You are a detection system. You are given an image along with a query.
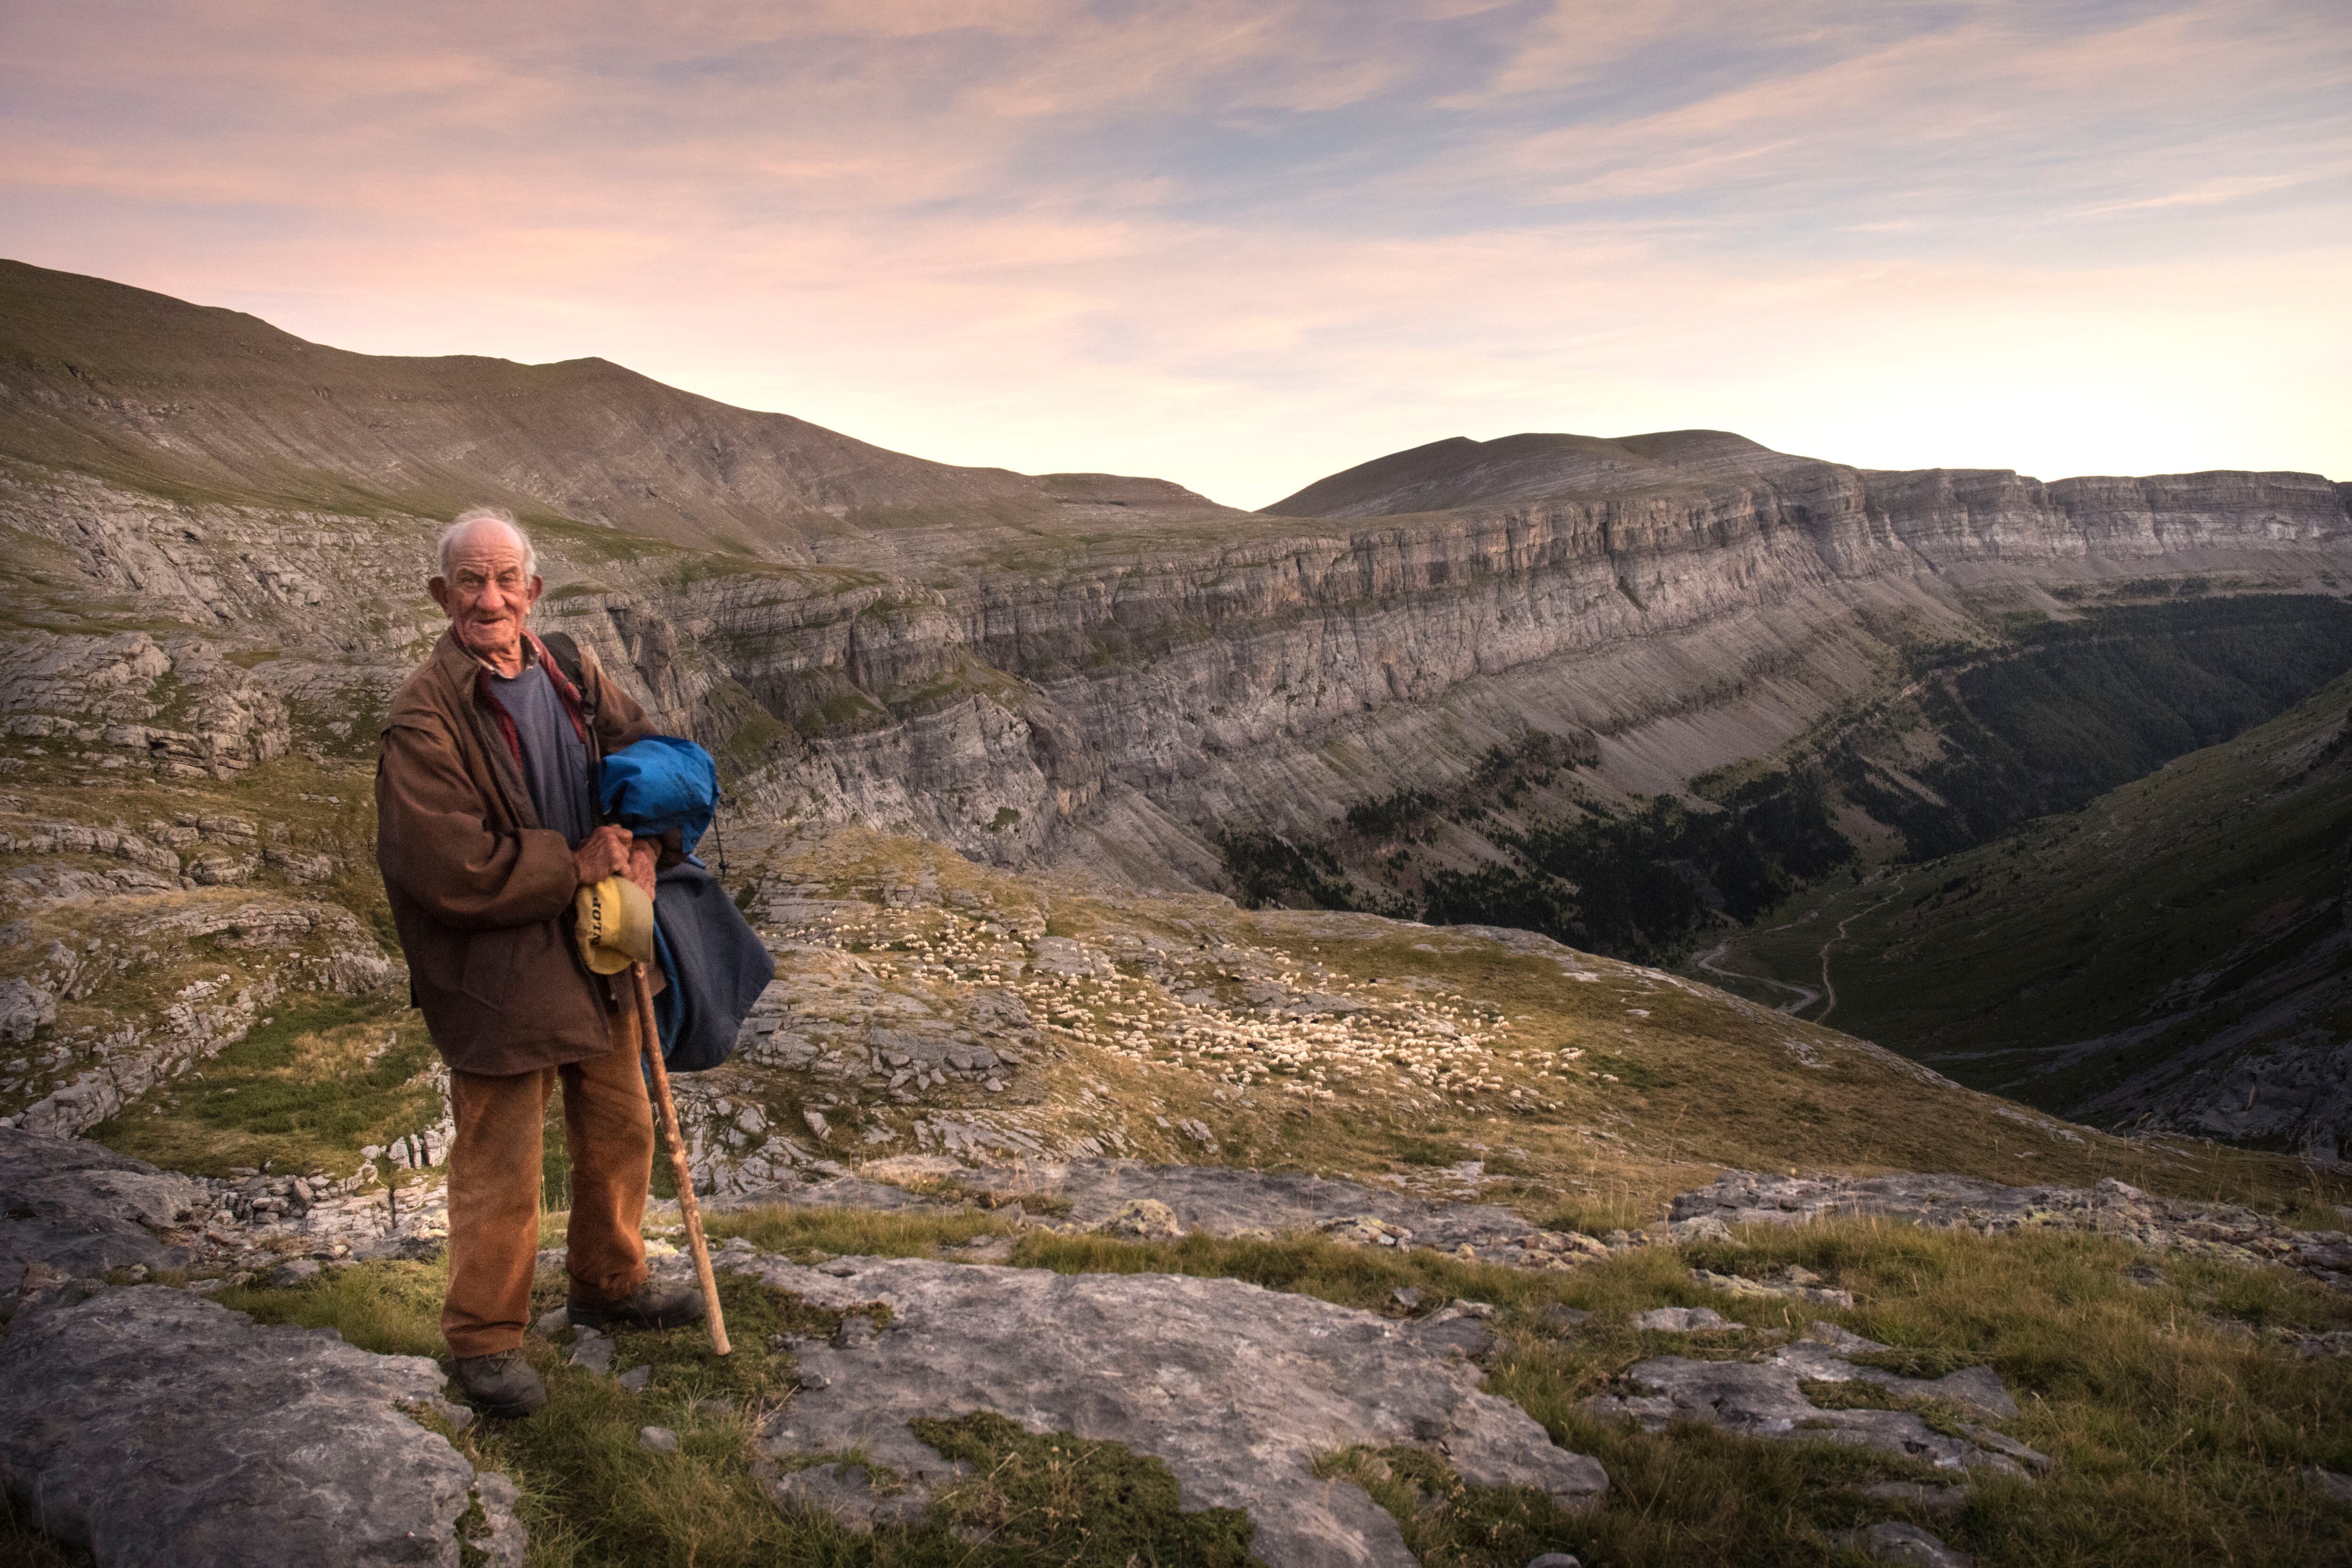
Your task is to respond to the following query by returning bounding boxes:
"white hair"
[436,507,537,579]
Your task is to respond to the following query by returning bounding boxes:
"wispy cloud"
[0,0,2345,504]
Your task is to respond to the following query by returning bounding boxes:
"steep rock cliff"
[3,262,2347,893]
[5,453,2345,889]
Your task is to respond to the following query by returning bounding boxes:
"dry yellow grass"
[728,828,2348,1223]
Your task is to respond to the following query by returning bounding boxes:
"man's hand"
[626,836,659,902]
[573,824,631,887]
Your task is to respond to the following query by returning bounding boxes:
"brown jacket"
[376,629,651,1076]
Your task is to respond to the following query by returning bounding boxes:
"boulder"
[1098,1198,1184,1240]
[0,1285,513,1567]
[1631,1306,1731,1332]
[0,1127,204,1280]
[0,978,55,1043]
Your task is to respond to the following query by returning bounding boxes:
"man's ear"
[428,576,453,613]
[524,573,545,611]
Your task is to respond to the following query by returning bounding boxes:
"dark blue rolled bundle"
[646,860,775,1072]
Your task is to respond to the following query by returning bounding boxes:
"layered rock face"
[4,449,2345,892]
[3,263,2347,893]
[492,454,2352,883]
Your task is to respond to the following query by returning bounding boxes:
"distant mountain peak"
[1265,428,1804,520]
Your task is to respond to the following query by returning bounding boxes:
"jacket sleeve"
[376,715,579,931]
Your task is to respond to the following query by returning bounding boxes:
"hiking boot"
[453,1349,547,1419]
[568,1278,707,1332]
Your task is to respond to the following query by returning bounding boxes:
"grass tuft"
[1315,1446,1589,1568]
[703,1205,1022,1258]
[0,1493,93,1568]
[918,1411,1260,1566]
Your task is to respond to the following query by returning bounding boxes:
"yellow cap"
[572,876,655,975]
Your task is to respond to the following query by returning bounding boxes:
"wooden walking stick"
[631,961,731,1356]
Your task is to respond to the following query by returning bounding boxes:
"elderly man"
[376,505,702,1418]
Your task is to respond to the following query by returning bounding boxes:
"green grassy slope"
[1839,596,2352,859]
[1687,674,2352,1152]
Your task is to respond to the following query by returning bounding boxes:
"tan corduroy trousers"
[441,1001,654,1358]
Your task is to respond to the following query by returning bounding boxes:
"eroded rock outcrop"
[0,1126,202,1279]
[0,895,400,1140]
[0,630,290,779]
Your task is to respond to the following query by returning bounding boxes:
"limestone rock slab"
[1671,1170,2352,1288]
[0,1285,488,1567]
[1847,1520,1975,1566]
[736,1253,1605,1568]
[0,1126,203,1279]
[1581,1329,2038,1477]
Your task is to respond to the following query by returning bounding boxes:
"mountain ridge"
[1,258,2343,900]
[1264,429,1808,518]
[0,257,1241,562]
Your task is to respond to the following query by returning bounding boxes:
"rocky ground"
[0,1126,449,1291]
[10,1117,2352,1565]
[1671,1169,2352,1293]
[0,1284,518,1568]
[6,814,2345,1562]
[639,829,2344,1226]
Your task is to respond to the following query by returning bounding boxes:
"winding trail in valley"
[1813,876,1909,1026]
[1694,909,1825,1015]
[1695,875,1913,1025]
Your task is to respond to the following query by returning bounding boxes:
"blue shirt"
[487,663,597,849]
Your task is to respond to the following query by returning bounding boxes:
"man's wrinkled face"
[428,523,542,664]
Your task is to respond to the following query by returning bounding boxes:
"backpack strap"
[538,630,607,820]
[539,632,594,722]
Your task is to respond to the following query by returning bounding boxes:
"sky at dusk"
[2,0,2346,509]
